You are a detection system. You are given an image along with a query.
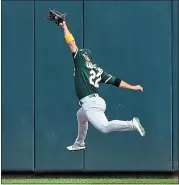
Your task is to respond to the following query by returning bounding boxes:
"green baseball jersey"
[73,49,116,100]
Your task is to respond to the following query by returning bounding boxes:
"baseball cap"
[80,49,93,61]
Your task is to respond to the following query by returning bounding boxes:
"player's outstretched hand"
[134,85,144,92]
[59,21,66,27]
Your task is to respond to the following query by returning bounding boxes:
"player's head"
[80,49,93,62]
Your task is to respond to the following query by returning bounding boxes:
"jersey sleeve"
[100,71,116,85]
[72,48,84,66]
[72,48,80,58]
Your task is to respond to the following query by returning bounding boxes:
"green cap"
[80,49,93,61]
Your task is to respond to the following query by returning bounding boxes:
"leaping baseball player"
[46,10,145,151]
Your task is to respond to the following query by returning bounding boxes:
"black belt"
[79,94,98,106]
[88,94,98,98]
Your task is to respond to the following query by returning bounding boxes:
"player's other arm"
[59,21,77,53]
[101,72,143,92]
[119,80,143,91]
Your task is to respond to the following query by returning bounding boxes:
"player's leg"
[85,109,135,133]
[75,107,88,145]
[83,97,145,136]
[67,107,88,151]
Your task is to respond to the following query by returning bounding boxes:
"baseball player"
[46,10,145,151]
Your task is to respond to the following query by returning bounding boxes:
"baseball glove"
[45,9,67,25]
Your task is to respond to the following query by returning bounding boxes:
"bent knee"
[76,110,80,117]
[99,126,110,134]
[76,109,87,123]
[77,109,84,118]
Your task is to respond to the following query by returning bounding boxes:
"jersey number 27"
[89,69,103,88]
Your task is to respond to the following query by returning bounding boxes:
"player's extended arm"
[119,80,143,91]
[59,21,77,53]
[101,72,143,92]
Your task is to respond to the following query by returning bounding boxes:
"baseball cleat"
[67,143,85,151]
[132,117,145,136]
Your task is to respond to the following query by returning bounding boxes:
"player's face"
[83,54,91,62]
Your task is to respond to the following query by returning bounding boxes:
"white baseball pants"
[75,95,135,145]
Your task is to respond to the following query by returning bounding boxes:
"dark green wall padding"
[2,1,34,171]
[2,0,178,172]
[84,1,172,171]
[35,1,83,171]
